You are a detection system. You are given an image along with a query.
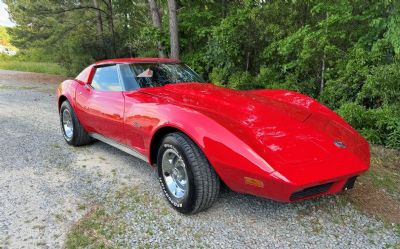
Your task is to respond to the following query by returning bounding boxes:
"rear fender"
[57,79,80,111]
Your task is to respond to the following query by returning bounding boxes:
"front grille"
[290,182,333,201]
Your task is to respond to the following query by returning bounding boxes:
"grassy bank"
[0,60,67,76]
[343,146,400,225]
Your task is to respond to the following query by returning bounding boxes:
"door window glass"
[91,65,122,91]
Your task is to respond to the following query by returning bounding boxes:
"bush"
[252,66,303,92]
[337,102,369,129]
[227,71,262,90]
[209,67,229,86]
[357,63,400,108]
[360,128,383,144]
[387,121,400,148]
[338,103,400,148]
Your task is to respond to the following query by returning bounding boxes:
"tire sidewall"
[60,101,75,145]
[157,135,196,214]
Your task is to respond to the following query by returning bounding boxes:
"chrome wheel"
[62,109,73,139]
[161,148,189,199]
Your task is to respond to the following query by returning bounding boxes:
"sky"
[0,0,15,27]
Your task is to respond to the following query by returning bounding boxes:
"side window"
[91,65,123,91]
[119,64,140,90]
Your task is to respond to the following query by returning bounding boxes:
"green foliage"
[228,71,256,90]
[255,67,300,91]
[320,46,371,109]
[357,63,400,108]
[0,26,11,46]
[338,103,400,148]
[209,67,228,86]
[337,103,368,130]
[2,0,400,148]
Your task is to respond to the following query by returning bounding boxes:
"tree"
[167,0,179,59]
[4,0,400,147]
[93,0,105,57]
[148,0,165,57]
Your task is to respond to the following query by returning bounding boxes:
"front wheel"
[157,132,220,214]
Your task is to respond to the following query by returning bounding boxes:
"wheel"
[157,132,220,214]
[59,100,92,146]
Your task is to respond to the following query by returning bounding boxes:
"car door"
[75,64,125,143]
[118,63,149,154]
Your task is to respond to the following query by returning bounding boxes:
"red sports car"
[57,58,370,214]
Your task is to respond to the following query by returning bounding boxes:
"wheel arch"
[58,95,68,111]
[149,125,232,195]
[57,79,79,112]
[149,126,186,166]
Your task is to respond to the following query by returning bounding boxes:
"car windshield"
[120,63,205,90]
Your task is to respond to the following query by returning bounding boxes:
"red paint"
[75,85,125,143]
[57,58,370,202]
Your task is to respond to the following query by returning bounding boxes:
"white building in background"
[0,45,16,56]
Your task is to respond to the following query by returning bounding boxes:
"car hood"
[139,83,368,169]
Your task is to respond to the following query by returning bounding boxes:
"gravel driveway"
[0,69,399,248]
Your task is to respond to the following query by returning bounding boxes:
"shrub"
[357,63,400,108]
[337,103,400,148]
[337,102,368,130]
[209,67,228,86]
[227,71,262,90]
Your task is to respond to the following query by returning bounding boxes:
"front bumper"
[289,176,357,201]
[217,154,368,202]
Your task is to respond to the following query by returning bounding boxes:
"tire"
[157,132,220,214]
[59,100,92,146]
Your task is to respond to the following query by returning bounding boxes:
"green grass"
[65,206,126,249]
[367,146,400,200]
[65,187,171,249]
[0,60,67,75]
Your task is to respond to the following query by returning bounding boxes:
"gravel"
[0,69,399,248]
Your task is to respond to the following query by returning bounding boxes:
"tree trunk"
[93,0,105,56]
[246,51,250,72]
[148,0,165,58]
[167,0,179,59]
[320,52,326,94]
[222,0,227,17]
[107,0,116,57]
[320,12,328,95]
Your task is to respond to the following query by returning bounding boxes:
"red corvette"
[57,58,370,214]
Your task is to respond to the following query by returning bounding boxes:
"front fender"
[145,104,279,195]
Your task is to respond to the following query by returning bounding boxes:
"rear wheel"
[157,132,220,214]
[59,100,92,146]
